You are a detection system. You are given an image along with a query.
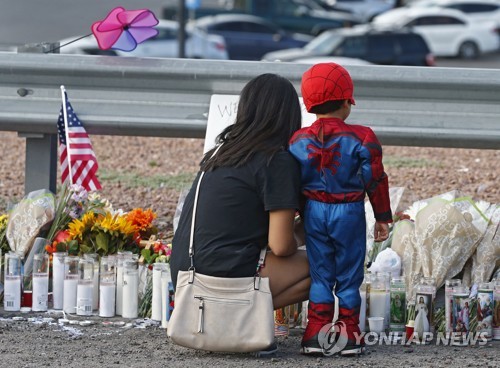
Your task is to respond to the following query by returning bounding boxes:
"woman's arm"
[268,208,298,257]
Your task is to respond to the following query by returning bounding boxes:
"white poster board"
[204,94,317,153]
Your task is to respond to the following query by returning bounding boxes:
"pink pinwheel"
[92,7,159,52]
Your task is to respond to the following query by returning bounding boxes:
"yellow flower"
[96,213,136,237]
[68,212,96,240]
[0,214,8,226]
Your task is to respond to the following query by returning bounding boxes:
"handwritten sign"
[204,94,317,153]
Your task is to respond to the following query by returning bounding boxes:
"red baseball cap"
[301,62,355,112]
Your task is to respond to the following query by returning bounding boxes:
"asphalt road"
[0,0,499,68]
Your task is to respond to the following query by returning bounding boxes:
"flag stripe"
[57,92,102,191]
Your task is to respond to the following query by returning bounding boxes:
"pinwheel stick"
[44,33,93,54]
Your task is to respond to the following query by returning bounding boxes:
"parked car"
[262,25,435,66]
[193,14,313,60]
[292,55,374,65]
[315,0,397,22]
[372,7,500,58]
[409,0,500,23]
[163,0,361,36]
[59,20,228,60]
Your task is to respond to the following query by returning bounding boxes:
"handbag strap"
[188,145,267,278]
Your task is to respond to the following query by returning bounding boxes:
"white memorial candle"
[32,274,49,312]
[52,253,66,310]
[359,289,367,332]
[152,264,166,321]
[84,253,99,311]
[63,277,78,314]
[77,282,94,316]
[116,265,124,315]
[122,271,138,319]
[369,291,387,320]
[161,274,168,329]
[3,276,21,311]
[99,282,116,318]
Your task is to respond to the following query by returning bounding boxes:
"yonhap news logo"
[318,321,348,356]
[318,322,488,353]
[359,331,489,346]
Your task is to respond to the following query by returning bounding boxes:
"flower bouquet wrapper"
[414,197,484,290]
[471,204,500,284]
[6,189,54,258]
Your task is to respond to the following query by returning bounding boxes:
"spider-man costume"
[290,63,392,355]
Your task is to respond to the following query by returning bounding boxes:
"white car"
[290,56,373,65]
[59,20,228,60]
[372,7,500,58]
[409,0,500,25]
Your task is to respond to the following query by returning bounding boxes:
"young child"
[289,63,392,356]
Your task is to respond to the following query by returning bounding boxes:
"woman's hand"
[268,209,298,257]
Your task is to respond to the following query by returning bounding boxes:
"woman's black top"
[170,150,301,288]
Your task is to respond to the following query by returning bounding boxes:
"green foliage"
[99,169,196,190]
[141,248,159,265]
[384,156,442,169]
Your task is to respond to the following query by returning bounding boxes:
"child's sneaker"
[337,307,365,356]
[300,302,334,355]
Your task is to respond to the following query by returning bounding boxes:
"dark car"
[193,14,313,60]
[163,0,361,36]
[262,25,435,66]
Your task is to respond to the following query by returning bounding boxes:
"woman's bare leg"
[260,249,310,309]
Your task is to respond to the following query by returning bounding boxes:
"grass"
[99,169,196,191]
[383,156,442,169]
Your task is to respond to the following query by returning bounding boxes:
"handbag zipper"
[194,295,251,305]
[194,295,251,333]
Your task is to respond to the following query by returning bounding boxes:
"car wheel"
[458,41,479,59]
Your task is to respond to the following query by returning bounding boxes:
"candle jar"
[477,282,493,340]
[84,253,100,311]
[390,276,406,332]
[32,253,49,312]
[52,252,67,310]
[415,276,436,334]
[445,279,461,336]
[452,285,470,345]
[99,256,116,318]
[4,252,22,311]
[493,280,500,340]
[115,251,133,316]
[358,275,369,332]
[63,256,79,314]
[122,259,139,319]
[161,264,174,329]
[369,272,389,332]
[76,258,94,316]
[152,263,170,322]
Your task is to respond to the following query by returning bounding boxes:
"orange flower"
[126,208,157,232]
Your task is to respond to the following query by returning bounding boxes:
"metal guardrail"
[0,52,499,193]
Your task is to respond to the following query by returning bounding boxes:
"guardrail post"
[19,133,57,194]
[17,42,59,194]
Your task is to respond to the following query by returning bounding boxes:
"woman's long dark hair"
[201,73,302,171]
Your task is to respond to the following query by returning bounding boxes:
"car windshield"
[304,31,344,53]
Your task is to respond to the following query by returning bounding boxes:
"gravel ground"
[0,132,499,367]
[0,312,498,368]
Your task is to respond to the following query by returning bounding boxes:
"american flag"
[57,92,102,191]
